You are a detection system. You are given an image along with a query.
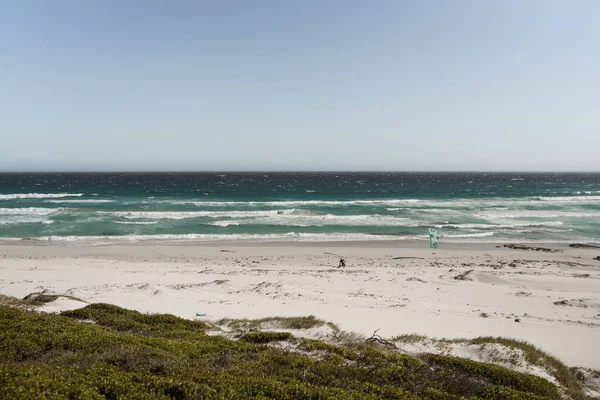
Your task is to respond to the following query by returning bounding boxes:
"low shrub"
[0,305,574,400]
[62,303,209,337]
[220,315,338,331]
[240,331,294,344]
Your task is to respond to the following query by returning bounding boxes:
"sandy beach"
[1,241,599,370]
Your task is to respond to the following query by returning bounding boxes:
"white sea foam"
[209,221,241,227]
[0,193,84,200]
[146,196,600,211]
[101,210,290,219]
[157,199,424,207]
[535,195,600,202]
[46,199,115,204]
[114,221,159,225]
[478,210,600,219]
[0,216,51,225]
[441,232,495,238]
[7,232,404,244]
[510,228,572,234]
[0,232,589,245]
[0,207,60,216]
[101,210,419,227]
[207,214,417,227]
[434,221,564,230]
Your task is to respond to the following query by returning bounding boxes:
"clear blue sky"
[1,0,598,171]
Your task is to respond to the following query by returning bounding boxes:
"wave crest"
[0,193,83,200]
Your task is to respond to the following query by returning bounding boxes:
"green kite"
[428,228,439,250]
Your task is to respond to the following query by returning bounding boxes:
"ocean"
[0,172,599,245]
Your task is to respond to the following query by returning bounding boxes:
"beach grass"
[23,292,86,305]
[218,315,339,331]
[467,337,589,400]
[0,303,575,399]
[392,334,429,343]
[0,293,86,310]
[0,294,35,309]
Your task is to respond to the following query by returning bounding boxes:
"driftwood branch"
[331,329,347,342]
[365,329,397,348]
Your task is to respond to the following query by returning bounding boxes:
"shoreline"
[0,240,590,257]
[1,241,599,369]
[2,238,596,249]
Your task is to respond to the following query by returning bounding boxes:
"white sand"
[1,241,599,369]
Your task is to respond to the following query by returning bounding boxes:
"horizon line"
[1,170,600,174]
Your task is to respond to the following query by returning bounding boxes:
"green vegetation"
[240,331,293,344]
[0,294,36,309]
[23,292,86,305]
[218,315,338,331]
[62,303,212,336]
[421,354,558,399]
[467,337,589,400]
[392,334,428,343]
[0,303,582,399]
[389,335,590,400]
[0,293,86,311]
[299,338,357,359]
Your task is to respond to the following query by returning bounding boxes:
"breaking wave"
[46,199,115,204]
[0,207,61,216]
[0,193,83,200]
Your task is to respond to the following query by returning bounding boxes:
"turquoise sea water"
[0,172,599,244]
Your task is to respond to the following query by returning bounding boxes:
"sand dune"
[1,241,599,370]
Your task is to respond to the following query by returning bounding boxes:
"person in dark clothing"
[338,258,346,268]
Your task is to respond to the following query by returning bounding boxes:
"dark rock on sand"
[570,243,600,249]
[504,244,562,253]
[553,299,589,308]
